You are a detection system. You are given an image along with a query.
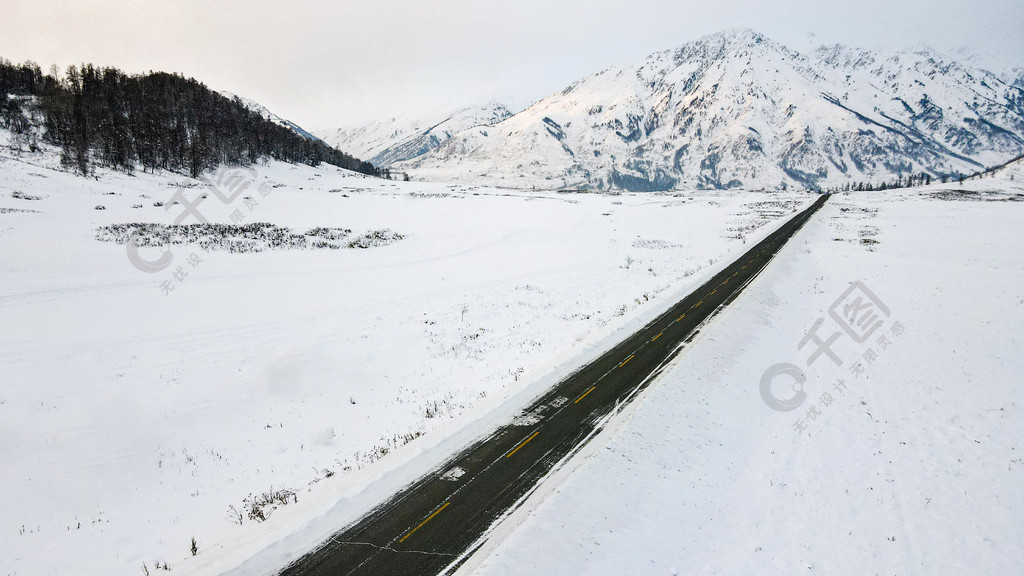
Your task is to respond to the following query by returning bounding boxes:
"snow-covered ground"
[0,133,812,576]
[465,167,1024,575]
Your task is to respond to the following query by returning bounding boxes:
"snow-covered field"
[0,134,812,576]
[466,168,1024,575]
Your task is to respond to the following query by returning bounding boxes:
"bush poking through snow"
[242,487,297,522]
[423,394,461,419]
[226,505,243,525]
[305,227,352,241]
[347,228,405,249]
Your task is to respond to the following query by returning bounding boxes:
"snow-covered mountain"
[318,101,513,167]
[221,91,322,142]
[396,29,1024,191]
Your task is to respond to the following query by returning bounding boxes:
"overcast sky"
[2,0,1022,131]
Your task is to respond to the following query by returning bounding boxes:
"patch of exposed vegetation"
[95,222,403,253]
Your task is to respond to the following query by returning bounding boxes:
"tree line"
[0,59,379,177]
[821,159,1020,193]
[823,172,938,193]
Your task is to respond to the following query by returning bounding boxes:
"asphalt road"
[279,193,830,576]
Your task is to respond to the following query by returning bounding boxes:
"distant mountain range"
[332,29,1024,191]
[318,102,513,168]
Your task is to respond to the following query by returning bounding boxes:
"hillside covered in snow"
[0,60,379,178]
[396,29,1024,191]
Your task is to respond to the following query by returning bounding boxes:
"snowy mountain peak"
[687,27,771,51]
[660,28,797,69]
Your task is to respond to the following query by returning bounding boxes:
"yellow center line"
[506,431,540,458]
[651,332,663,342]
[399,502,450,543]
[574,386,596,404]
[722,278,729,285]
[741,265,746,269]
[694,300,703,308]
[619,354,635,367]
[676,313,686,322]
[710,289,717,295]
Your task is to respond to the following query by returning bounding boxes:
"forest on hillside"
[0,59,379,177]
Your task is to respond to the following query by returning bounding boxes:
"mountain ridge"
[392,29,1024,191]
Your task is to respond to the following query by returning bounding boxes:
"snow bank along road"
[279,194,831,576]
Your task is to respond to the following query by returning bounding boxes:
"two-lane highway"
[280,193,830,576]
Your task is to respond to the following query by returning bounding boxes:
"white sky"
[1,0,1022,132]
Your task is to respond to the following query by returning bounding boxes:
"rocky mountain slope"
[396,29,1024,191]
